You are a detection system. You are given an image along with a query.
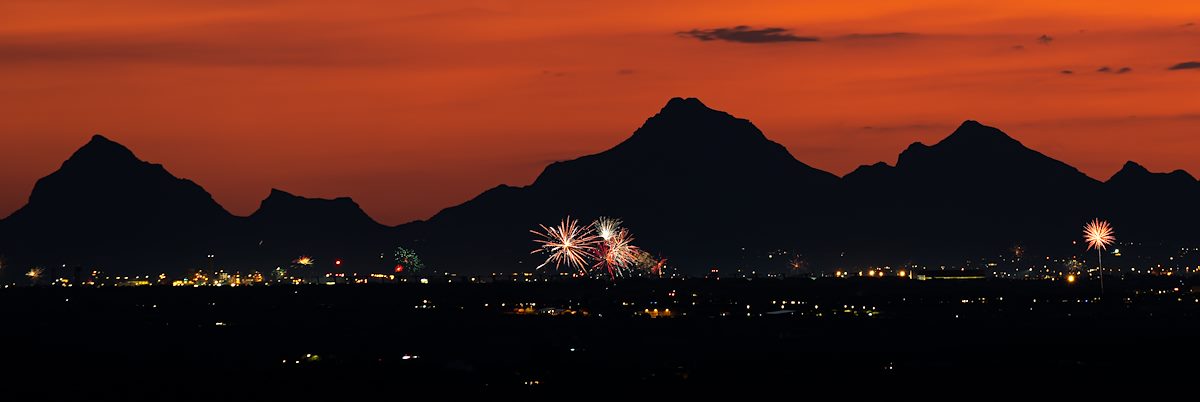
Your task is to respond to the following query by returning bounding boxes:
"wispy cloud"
[836,32,919,40]
[676,26,818,43]
[0,19,396,67]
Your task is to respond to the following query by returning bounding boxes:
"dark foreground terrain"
[4,277,1199,398]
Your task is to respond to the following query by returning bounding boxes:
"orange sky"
[2,1,1199,224]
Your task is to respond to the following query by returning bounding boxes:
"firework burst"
[531,217,600,273]
[533,216,659,280]
[393,246,425,274]
[1083,219,1115,251]
[594,228,640,279]
[26,267,43,284]
[594,216,622,241]
[1082,218,1115,296]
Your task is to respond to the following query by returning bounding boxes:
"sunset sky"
[2,1,1199,224]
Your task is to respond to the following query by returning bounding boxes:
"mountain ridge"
[3,98,1199,276]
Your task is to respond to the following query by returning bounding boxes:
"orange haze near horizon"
[2,1,1199,224]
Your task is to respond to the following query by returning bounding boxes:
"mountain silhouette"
[0,136,397,277]
[250,189,384,233]
[0,135,237,274]
[842,120,1102,262]
[415,97,839,272]
[4,99,1200,277]
[1103,161,1200,242]
[244,189,393,270]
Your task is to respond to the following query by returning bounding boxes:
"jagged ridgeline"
[2,98,1198,277]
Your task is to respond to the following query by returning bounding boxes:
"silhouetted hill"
[414,97,840,273]
[244,189,393,271]
[1103,161,1200,242]
[0,135,237,275]
[250,189,384,232]
[0,137,402,278]
[842,120,1102,262]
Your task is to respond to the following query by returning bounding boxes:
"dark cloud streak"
[676,26,818,43]
[1097,66,1133,74]
[1168,61,1200,70]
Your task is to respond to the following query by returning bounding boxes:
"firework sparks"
[594,216,622,241]
[294,256,315,266]
[1082,218,1116,296]
[26,267,43,283]
[1083,219,1115,251]
[531,217,600,273]
[393,246,425,274]
[595,228,640,279]
[533,216,658,280]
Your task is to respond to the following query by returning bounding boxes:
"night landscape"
[3,1,1200,398]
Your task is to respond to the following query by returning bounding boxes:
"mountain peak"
[938,120,1020,148]
[260,188,359,208]
[897,121,1024,166]
[65,134,139,168]
[1169,169,1196,181]
[1118,161,1150,175]
[266,188,304,201]
[252,188,381,228]
[580,97,835,185]
[660,97,711,114]
[843,161,895,184]
[893,120,1096,188]
[1109,161,1197,184]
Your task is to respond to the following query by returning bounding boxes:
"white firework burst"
[531,217,600,273]
[594,216,622,241]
